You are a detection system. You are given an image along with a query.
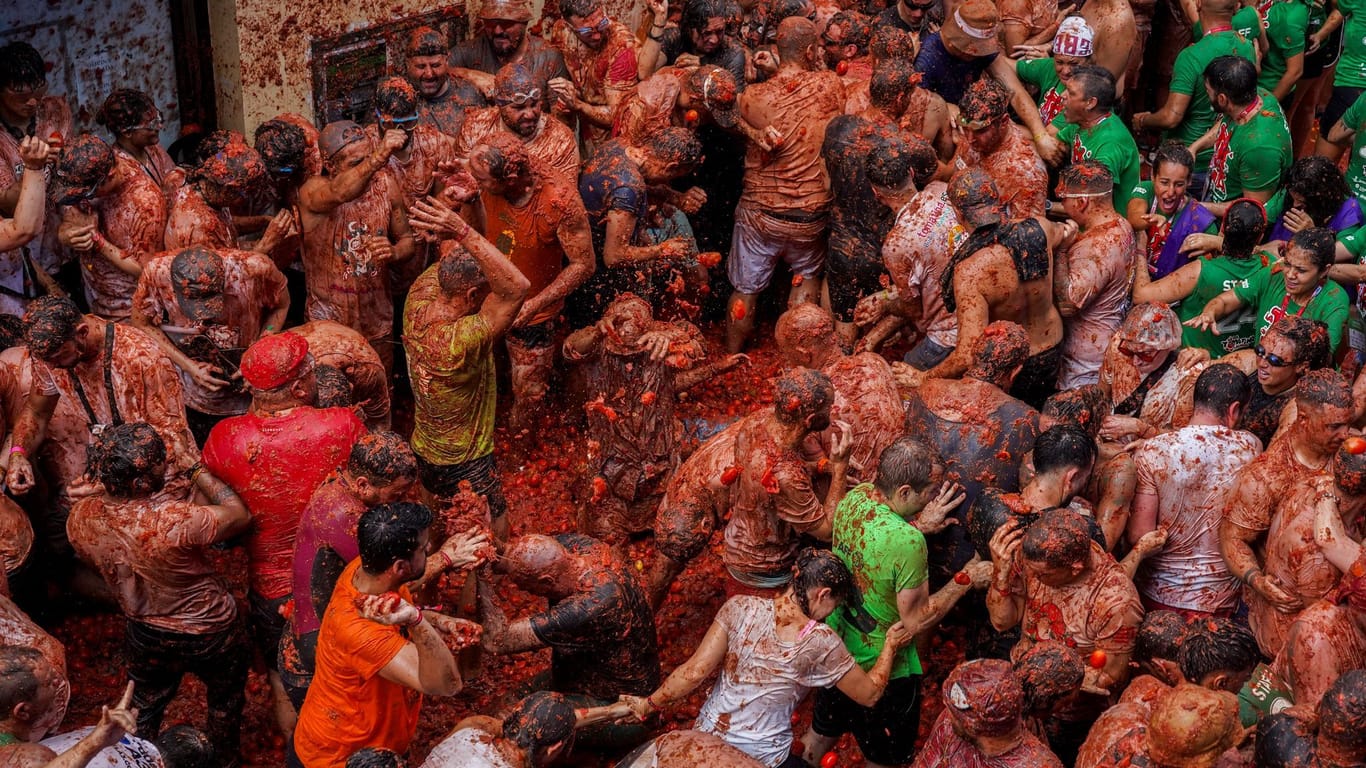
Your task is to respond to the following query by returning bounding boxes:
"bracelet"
[405,608,424,628]
[646,692,663,711]
[1242,567,1261,585]
[1033,131,1047,141]
[438,550,454,571]
[8,445,24,455]
[188,461,204,481]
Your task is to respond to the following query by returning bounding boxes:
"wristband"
[646,692,663,711]
[8,445,24,455]
[1033,132,1047,142]
[438,550,454,571]
[405,608,424,628]
[1242,567,1261,585]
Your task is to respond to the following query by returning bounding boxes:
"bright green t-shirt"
[828,484,928,679]
[1016,57,1068,128]
[1233,261,1351,349]
[1258,1,1309,94]
[1167,31,1259,163]
[1336,0,1366,87]
[1057,113,1142,212]
[1340,90,1366,205]
[1205,92,1292,202]
[1193,6,1264,39]
[1176,253,1265,356]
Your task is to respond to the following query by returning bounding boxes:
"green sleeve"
[1341,226,1366,259]
[1056,122,1078,144]
[1233,5,1261,37]
[1323,294,1349,350]
[1016,57,1058,90]
[893,528,930,592]
[1233,265,1271,307]
[1132,180,1155,207]
[1264,188,1288,223]
[1341,88,1366,132]
[1170,45,1203,96]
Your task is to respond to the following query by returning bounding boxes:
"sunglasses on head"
[495,88,542,107]
[377,111,420,127]
[1255,345,1295,367]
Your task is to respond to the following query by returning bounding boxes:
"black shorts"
[278,629,318,710]
[812,674,923,765]
[1323,85,1365,134]
[248,591,289,672]
[1304,26,1342,78]
[416,452,508,519]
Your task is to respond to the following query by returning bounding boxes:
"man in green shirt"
[1201,55,1292,206]
[801,437,992,768]
[1056,65,1141,212]
[1134,0,1257,195]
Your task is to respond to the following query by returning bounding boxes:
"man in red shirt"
[202,331,366,739]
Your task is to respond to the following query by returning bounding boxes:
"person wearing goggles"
[455,63,580,182]
[549,0,641,147]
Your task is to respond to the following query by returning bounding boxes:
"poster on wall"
[310,6,467,126]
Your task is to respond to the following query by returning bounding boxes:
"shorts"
[812,675,923,765]
[1322,86,1364,135]
[278,629,318,710]
[826,230,886,323]
[1009,345,1061,409]
[417,452,508,519]
[903,336,954,371]
[727,203,827,295]
[1305,26,1343,78]
[248,591,289,671]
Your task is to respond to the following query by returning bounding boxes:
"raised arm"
[299,130,405,214]
[0,138,50,252]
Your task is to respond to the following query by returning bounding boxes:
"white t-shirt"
[39,727,162,767]
[421,727,515,768]
[694,596,856,767]
[1132,424,1262,612]
[884,182,961,349]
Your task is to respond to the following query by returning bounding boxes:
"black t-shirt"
[660,31,749,89]
[1238,373,1294,447]
[528,533,662,700]
[448,35,570,83]
[822,115,899,253]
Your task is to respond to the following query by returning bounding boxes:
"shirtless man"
[950,78,1047,221]
[51,135,165,321]
[402,27,487,139]
[1265,565,1366,717]
[131,246,288,435]
[163,141,285,253]
[449,135,594,427]
[904,321,1039,583]
[775,304,902,487]
[726,17,846,352]
[1054,162,1136,390]
[564,294,742,546]
[722,367,852,590]
[298,121,416,371]
[902,168,1076,409]
[449,0,570,88]
[1221,369,1354,657]
[457,63,580,182]
[292,320,390,429]
[1078,0,1136,87]
[550,0,641,146]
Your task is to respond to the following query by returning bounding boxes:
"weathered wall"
[0,0,181,145]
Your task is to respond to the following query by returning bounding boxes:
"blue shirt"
[914,33,996,104]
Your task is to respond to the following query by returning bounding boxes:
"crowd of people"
[5,0,1366,762]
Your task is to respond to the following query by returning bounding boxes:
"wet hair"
[1042,385,1108,439]
[560,0,600,18]
[1021,508,1093,569]
[1204,54,1258,106]
[642,127,704,170]
[156,725,218,768]
[1059,160,1113,197]
[1178,618,1259,683]
[870,26,917,62]
[197,130,241,165]
[1133,610,1188,663]
[1296,368,1353,410]
[1288,226,1336,271]
[345,748,407,768]
[0,313,27,350]
[1192,363,1252,416]
[1032,424,1096,477]
[0,42,46,92]
[0,646,43,714]
[965,321,1031,385]
[958,78,1012,124]
[772,367,834,426]
[23,295,84,361]
[475,134,534,182]
[681,0,740,34]
[1285,156,1350,226]
[1067,65,1116,113]
[1319,670,1366,757]
[1221,199,1268,260]
[357,501,434,575]
[827,11,873,53]
[1254,712,1315,768]
[374,76,419,117]
[870,60,915,113]
[1267,316,1331,370]
[349,431,418,486]
[253,119,308,173]
[1014,641,1084,712]
[791,547,862,614]
[314,364,354,408]
[874,437,939,496]
[503,691,577,753]
[438,252,487,297]
[776,17,820,61]
[868,132,936,192]
[95,89,158,136]
[87,422,166,498]
[1152,141,1195,177]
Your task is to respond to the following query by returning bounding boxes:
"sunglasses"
[1255,345,1295,367]
[573,16,611,35]
[3,82,47,99]
[902,0,936,10]
[130,110,165,133]
[494,88,542,107]
[377,111,420,126]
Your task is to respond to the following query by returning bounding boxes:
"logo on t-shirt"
[1207,120,1234,198]
[1040,88,1065,126]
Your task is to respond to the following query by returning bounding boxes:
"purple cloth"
[1268,198,1363,243]
[1151,198,1219,280]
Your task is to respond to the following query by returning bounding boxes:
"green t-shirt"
[1193,6,1264,38]
[1340,90,1366,205]
[1258,1,1309,94]
[1233,260,1351,348]
[1176,253,1266,356]
[1167,31,1259,162]
[1205,92,1292,202]
[828,484,928,679]
[1016,57,1068,128]
[1337,0,1366,87]
[1057,113,1142,212]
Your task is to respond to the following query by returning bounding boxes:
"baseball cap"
[50,134,115,206]
[240,332,311,390]
[170,248,227,323]
[942,659,1025,737]
[318,120,368,163]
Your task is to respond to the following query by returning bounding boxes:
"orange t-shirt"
[292,559,421,767]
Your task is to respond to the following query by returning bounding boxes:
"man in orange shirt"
[290,501,486,768]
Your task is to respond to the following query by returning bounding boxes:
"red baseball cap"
[239,332,311,390]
